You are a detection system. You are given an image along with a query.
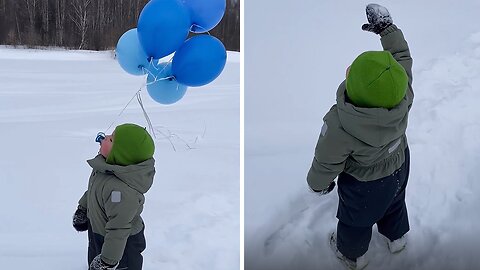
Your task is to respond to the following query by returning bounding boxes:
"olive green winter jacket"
[78,154,155,265]
[307,25,413,191]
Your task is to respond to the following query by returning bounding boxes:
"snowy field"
[245,1,480,270]
[0,47,239,269]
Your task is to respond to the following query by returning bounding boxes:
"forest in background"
[0,0,240,51]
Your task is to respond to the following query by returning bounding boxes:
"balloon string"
[143,56,175,84]
[104,85,180,151]
[145,76,175,86]
[142,65,156,78]
[136,91,156,139]
[105,87,144,133]
[190,24,211,35]
[104,56,187,149]
[104,80,156,138]
[142,65,171,85]
[137,90,199,152]
[105,56,170,133]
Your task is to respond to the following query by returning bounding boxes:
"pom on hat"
[346,51,408,109]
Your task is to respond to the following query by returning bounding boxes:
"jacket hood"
[336,81,409,147]
[88,155,155,194]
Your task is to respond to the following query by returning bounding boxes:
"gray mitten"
[89,254,118,270]
[361,3,393,34]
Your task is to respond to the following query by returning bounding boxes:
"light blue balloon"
[116,28,149,75]
[181,0,226,33]
[146,62,188,104]
[137,0,191,59]
[172,35,227,87]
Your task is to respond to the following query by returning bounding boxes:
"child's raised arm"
[380,26,413,87]
[363,4,414,103]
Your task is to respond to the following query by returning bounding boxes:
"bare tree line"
[0,0,240,51]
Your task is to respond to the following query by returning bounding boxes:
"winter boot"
[329,232,368,270]
[387,235,407,254]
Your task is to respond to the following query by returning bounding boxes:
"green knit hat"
[106,123,155,166]
[346,51,408,109]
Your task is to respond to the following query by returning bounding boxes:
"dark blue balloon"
[116,29,149,75]
[172,35,227,87]
[137,0,191,59]
[181,0,226,33]
[146,62,188,104]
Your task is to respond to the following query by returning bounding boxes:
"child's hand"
[361,4,393,34]
[72,205,88,232]
[89,254,118,270]
[310,181,336,195]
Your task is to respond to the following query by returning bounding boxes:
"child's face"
[100,133,114,158]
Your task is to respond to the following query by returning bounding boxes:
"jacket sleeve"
[100,183,140,265]
[380,25,414,106]
[78,191,88,209]
[307,108,351,191]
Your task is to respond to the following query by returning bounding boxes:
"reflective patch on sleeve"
[321,122,328,137]
[388,139,401,154]
[111,191,121,203]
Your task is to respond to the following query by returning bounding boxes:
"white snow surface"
[245,1,480,270]
[0,48,239,269]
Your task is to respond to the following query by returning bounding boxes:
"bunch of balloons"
[115,0,227,104]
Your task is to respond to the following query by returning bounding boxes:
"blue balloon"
[146,62,188,104]
[181,0,226,33]
[172,35,227,87]
[137,0,191,59]
[116,29,149,75]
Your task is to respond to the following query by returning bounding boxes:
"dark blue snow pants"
[87,222,146,270]
[336,147,410,260]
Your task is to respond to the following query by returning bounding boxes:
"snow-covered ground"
[245,1,480,270]
[0,48,239,269]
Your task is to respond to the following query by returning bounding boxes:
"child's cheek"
[100,144,108,158]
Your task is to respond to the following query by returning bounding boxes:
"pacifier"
[95,132,106,144]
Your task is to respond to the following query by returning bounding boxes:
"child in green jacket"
[73,123,155,270]
[307,4,413,270]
